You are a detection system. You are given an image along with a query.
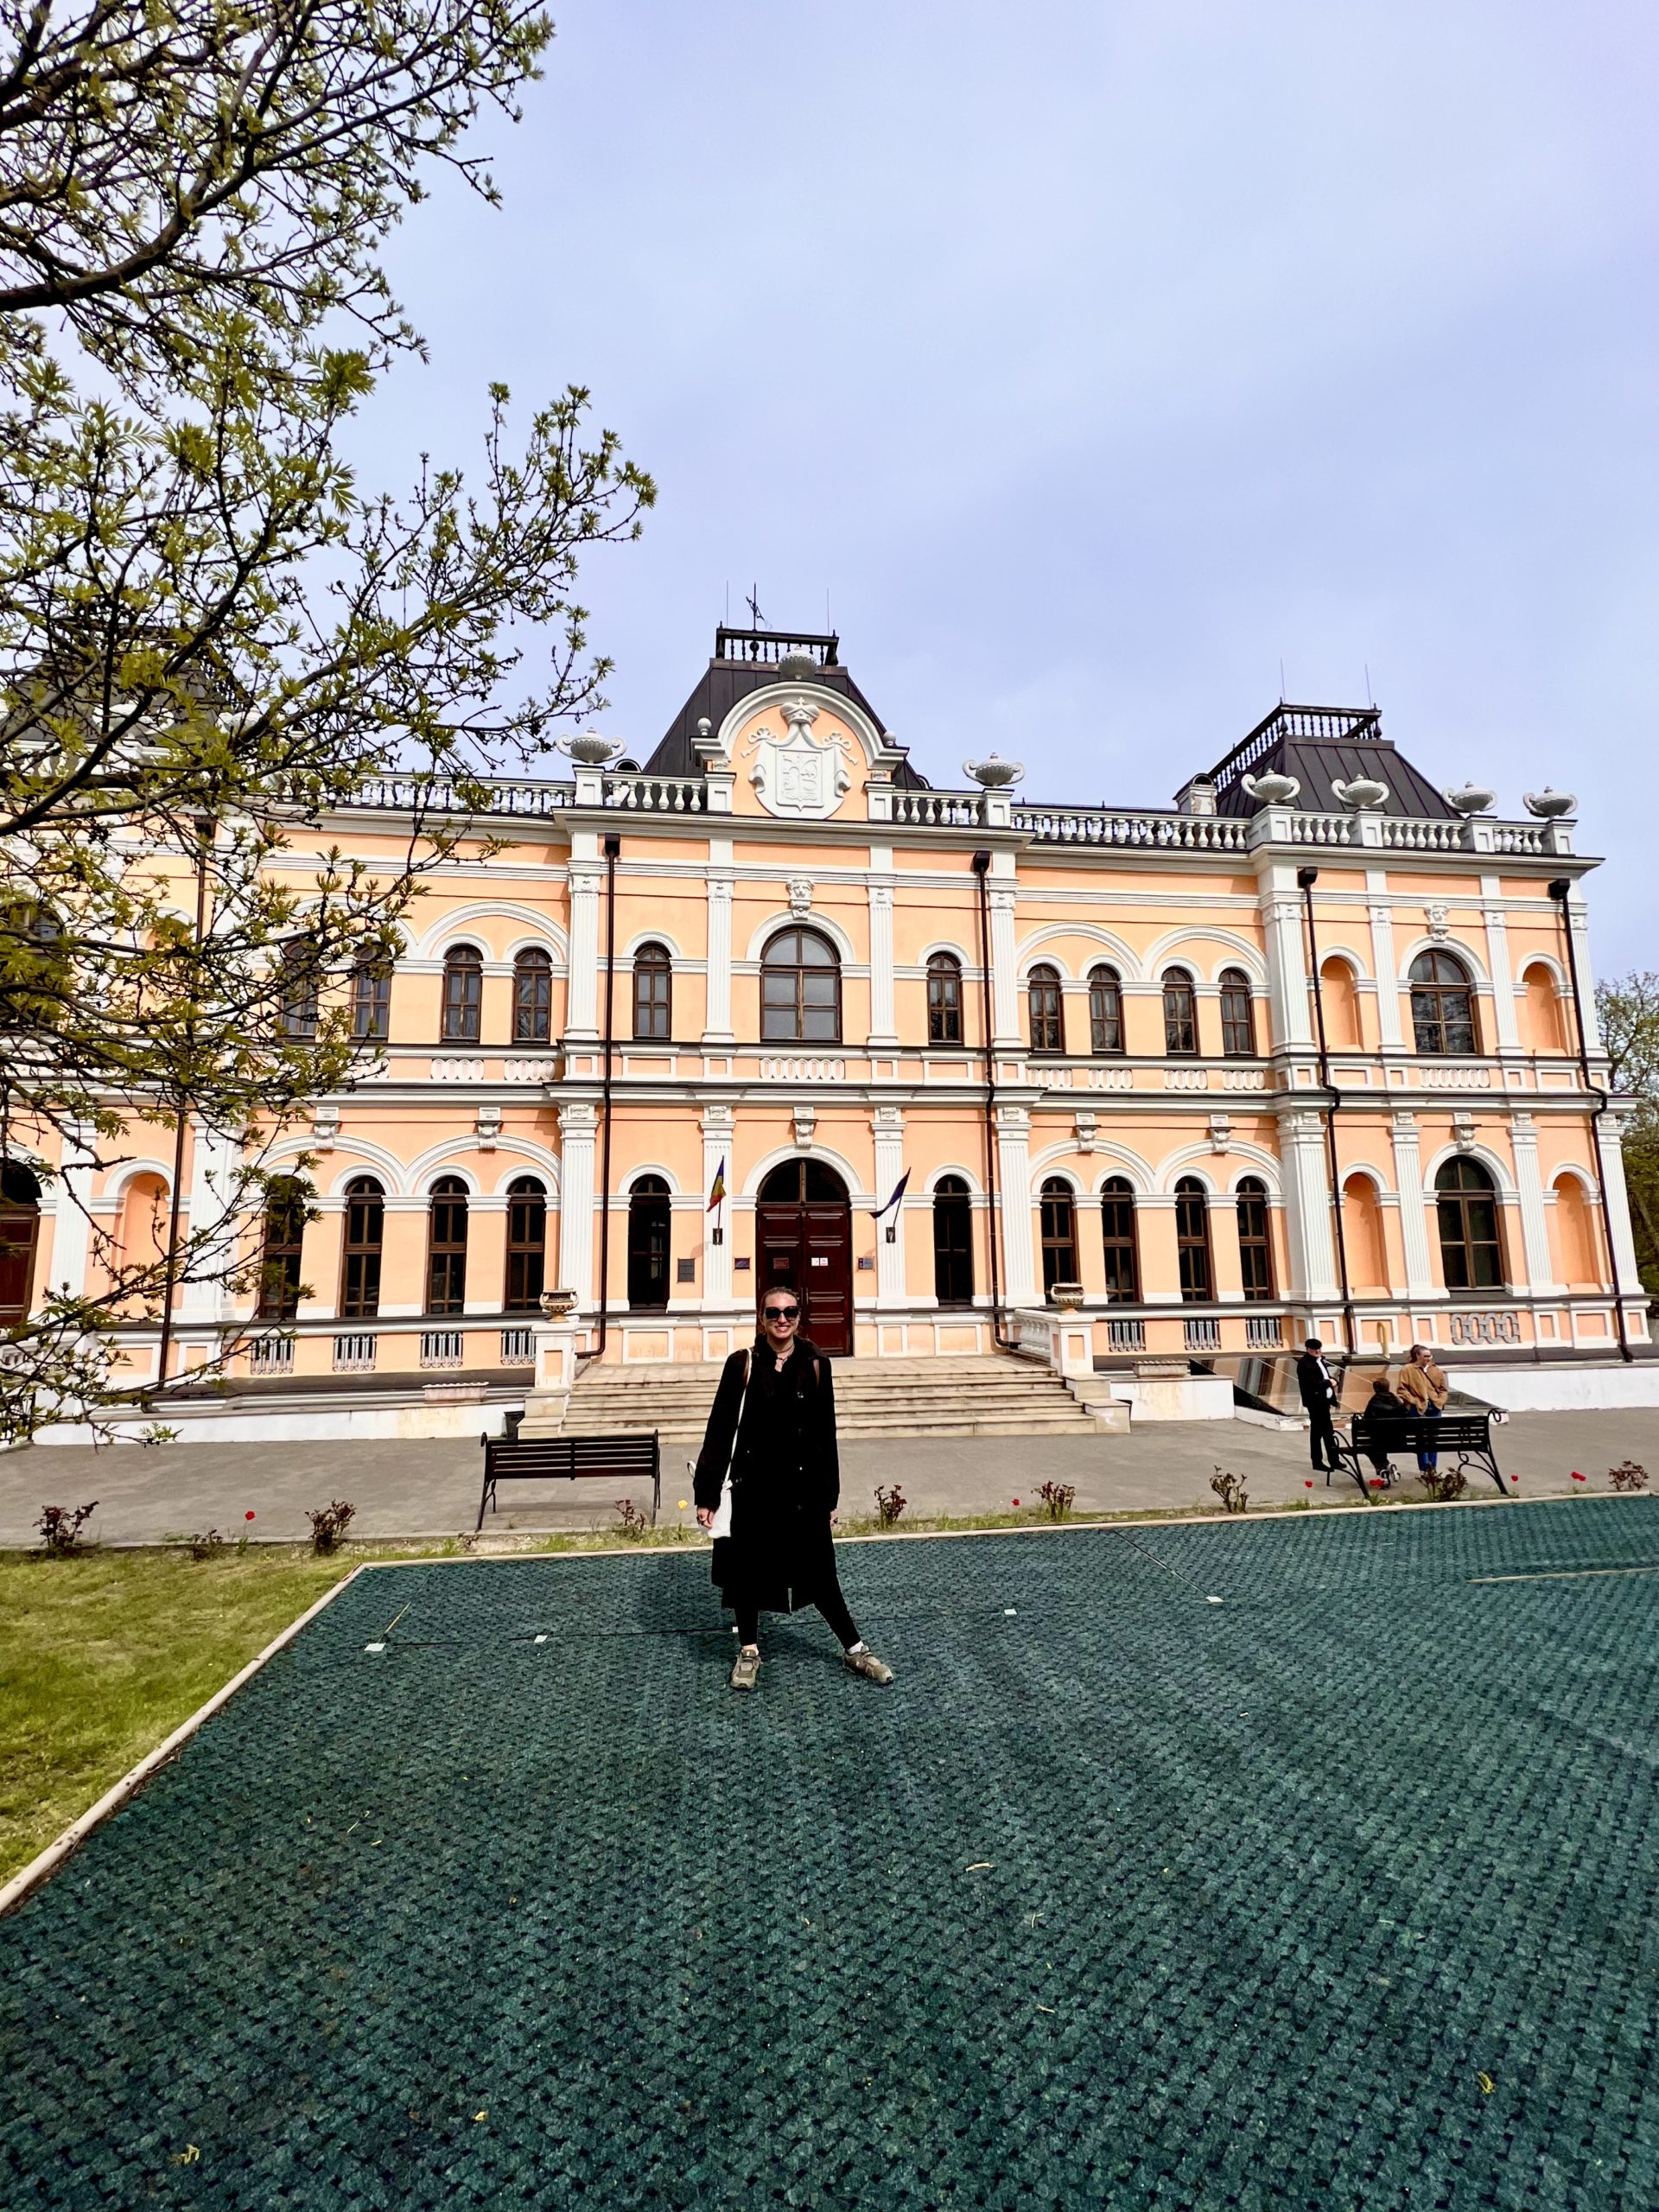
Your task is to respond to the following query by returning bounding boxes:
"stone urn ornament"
[538,1287,580,1318]
[556,729,625,766]
[777,647,818,681]
[1443,782,1497,816]
[1523,786,1577,819]
[1048,1281,1086,1310]
[963,753,1025,788]
[1240,770,1300,806]
[1331,773,1389,811]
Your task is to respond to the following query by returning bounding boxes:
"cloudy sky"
[361,0,1659,969]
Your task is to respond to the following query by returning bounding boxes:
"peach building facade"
[19,626,1650,1434]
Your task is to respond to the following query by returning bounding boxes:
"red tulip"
[245,1510,257,1520]
[1012,1497,1020,1506]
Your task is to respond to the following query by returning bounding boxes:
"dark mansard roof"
[1195,703,1458,820]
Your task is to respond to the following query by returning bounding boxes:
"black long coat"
[1296,1352,1338,1414]
[692,1338,841,1613]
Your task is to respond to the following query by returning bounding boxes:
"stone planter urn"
[1241,770,1300,805]
[963,753,1025,788]
[1443,782,1497,816]
[1523,787,1577,818]
[557,730,625,766]
[1048,1281,1086,1310]
[1332,773,1389,811]
[538,1287,580,1318]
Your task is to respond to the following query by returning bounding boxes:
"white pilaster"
[1599,1106,1644,1297]
[1508,1110,1554,1290]
[556,1100,598,1306]
[180,1122,242,1319]
[873,1103,906,1306]
[1261,871,1314,1050]
[48,1122,96,1300]
[867,864,897,1047]
[1279,1106,1337,1299]
[995,1103,1035,1303]
[988,887,1020,1048]
[701,1103,734,1306]
[1482,879,1521,1053]
[566,858,602,1041]
[1367,876,1403,1050]
[1561,890,1603,1052]
[703,853,734,1044]
[1389,1109,1435,1299]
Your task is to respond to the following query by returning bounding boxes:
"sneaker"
[729,1646,760,1692]
[844,1647,894,1685]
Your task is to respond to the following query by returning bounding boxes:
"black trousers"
[1308,1404,1342,1471]
[734,1567,860,1649]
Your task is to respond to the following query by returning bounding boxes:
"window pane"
[800,1001,839,1040]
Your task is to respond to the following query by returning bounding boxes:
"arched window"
[350,963,391,1043]
[1099,1177,1139,1302]
[0,1162,41,1324]
[1088,967,1124,1055]
[1027,965,1065,1056]
[339,1176,384,1319]
[513,948,553,1044]
[1219,969,1256,1057]
[257,1177,309,1320]
[632,943,672,1041]
[1039,1178,1078,1297]
[425,1176,469,1313]
[278,948,320,1040]
[1410,950,1477,1057]
[1522,963,1566,1053]
[927,952,963,1045]
[760,927,841,1043]
[1175,1176,1212,1300]
[932,1174,974,1304]
[441,944,483,1043]
[1435,1157,1503,1289]
[1235,1177,1274,1300]
[626,1175,671,1309]
[1162,970,1198,1056]
[505,1177,546,1312]
[1319,957,1362,1050]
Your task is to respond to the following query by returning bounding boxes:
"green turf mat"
[4,1498,1658,2208]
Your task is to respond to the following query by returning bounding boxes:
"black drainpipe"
[590,833,621,1361]
[1549,876,1633,1363]
[972,850,1018,1351]
[1298,867,1357,1358]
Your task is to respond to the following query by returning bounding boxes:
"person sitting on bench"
[1395,1344,1448,1471]
[1352,1375,1408,1483]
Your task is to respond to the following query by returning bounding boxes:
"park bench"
[1333,1412,1508,1499]
[476,1430,661,1530]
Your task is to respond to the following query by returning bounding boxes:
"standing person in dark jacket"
[693,1284,893,1693]
[1296,1337,1343,1475]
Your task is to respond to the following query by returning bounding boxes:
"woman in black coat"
[693,1284,893,1692]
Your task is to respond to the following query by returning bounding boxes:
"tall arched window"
[1319,957,1362,1050]
[1435,1157,1503,1289]
[278,948,320,1039]
[1175,1176,1212,1300]
[1099,1177,1139,1302]
[257,1177,309,1320]
[1235,1177,1274,1300]
[1219,969,1256,1057]
[339,1176,385,1319]
[1162,970,1198,1056]
[1522,963,1566,1053]
[1039,1178,1078,1297]
[441,944,483,1043]
[0,1162,41,1324]
[626,1175,671,1308]
[927,952,963,1045]
[932,1174,974,1304]
[632,943,672,1040]
[760,927,841,1042]
[1027,965,1065,1056]
[513,948,553,1044]
[350,963,391,1042]
[426,1176,469,1313]
[1410,950,1478,1057]
[505,1177,546,1311]
[1088,967,1124,1055]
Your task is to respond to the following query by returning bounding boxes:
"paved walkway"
[3,1409,1652,1548]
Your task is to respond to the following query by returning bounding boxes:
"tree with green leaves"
[1597,970,1659,1297]
[0,2,653,1443]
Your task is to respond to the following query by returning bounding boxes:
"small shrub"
[1036,1480,1076,1522]
[137,1422,180,1446]
[1418,1466,1468,1503]
[185,1529,226,1560]
[37,1502,99,1555]
[1210,1469,1249,1515]
[614,1497,651,1538]
[1609,1460,1649,1494]
[306,1498,357,1554]
[873,1484,907,1527]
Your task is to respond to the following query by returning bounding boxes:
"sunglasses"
[764,1304,800,1321]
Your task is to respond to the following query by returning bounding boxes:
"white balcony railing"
[1105,1317,1146,1352]
[333,1332,377,1371]
[500,1327,537,1366]
[1184,1316,1223,1351]
[1244,1315,1284,1349]
[419,1330,465,1368]
[248,1333,295,1373]
[1446,1310,1522,1345]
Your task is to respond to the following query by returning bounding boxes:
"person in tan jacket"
[1395,1344,1448,1471]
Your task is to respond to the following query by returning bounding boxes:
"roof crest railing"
[713,626,841,667]
[1205,702,1382,791]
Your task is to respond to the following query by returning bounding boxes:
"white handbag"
[707,1351,752,1541]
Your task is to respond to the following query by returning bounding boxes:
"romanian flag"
[708,1158,727,1211]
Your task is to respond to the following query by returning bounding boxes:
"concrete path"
[4,1409,1654,1548]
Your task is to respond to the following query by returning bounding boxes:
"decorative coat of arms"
[742,699,854,820]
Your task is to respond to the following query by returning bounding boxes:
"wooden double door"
[755,1160,853,1356]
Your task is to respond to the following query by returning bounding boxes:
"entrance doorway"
[755,1160,853,1355]
[626,1176,671,1309]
